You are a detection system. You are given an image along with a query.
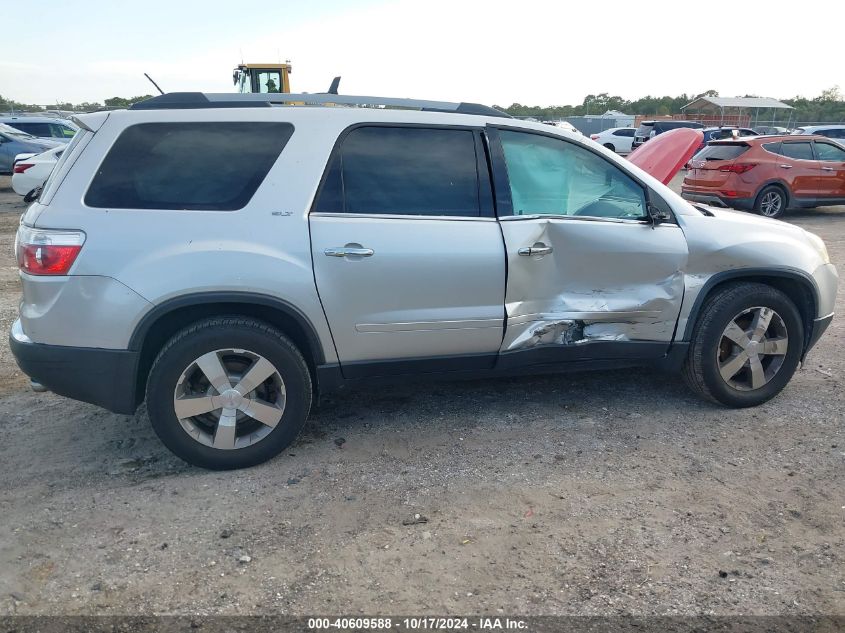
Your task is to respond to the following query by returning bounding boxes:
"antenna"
[144,73,165,95]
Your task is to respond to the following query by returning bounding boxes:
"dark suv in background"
[632,120,704,151]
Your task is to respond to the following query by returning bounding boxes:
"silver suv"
[10,92,838,470]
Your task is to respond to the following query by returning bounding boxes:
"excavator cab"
[232,62,292,94]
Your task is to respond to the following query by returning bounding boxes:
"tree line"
[496,87,844,123]
[3,87,844,123]
[0,95,154,112]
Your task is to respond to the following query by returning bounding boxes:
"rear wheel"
[146,317,312,469]
[754,185,787,219]
[683,282,803,407]
[603,143,616,152]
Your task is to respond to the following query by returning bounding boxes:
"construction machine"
[232,62,292,94]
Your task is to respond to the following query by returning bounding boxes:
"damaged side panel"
[499,217,689,354]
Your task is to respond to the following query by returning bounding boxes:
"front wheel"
[754,185,787,219]
[683,282,803,407]
[146,317,312,469]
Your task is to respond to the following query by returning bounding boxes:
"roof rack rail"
[129,92,511,118]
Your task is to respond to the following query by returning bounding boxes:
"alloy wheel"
[717,307,789,391]
[173,349,286,449]
[759,191,783,217]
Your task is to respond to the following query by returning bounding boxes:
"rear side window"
[819,129,845,139]
[696,144,749,161]
[613,129,634,137]
[14,122,51,137]
[762,142,782,155]
[780,142,814,161]
[85,122,293,210]
[314,126,482,217]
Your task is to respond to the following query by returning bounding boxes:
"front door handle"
[821,166,835,171]
[778,164,793,169]
[324,246,374,258]
[518,243,553,257]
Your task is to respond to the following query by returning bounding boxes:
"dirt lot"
[0,173,842,617]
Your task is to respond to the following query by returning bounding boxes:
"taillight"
[590,134,600,140]
[13,163,34,174]
[718,163,756,174]
[15,226,85,276]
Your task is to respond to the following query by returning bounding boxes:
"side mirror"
[648,203,671,227]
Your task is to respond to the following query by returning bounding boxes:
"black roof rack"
[129,92,511,118]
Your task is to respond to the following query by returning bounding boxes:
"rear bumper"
[10,319,139,415]
[681,191,754,211]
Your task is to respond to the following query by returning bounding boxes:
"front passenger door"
[489,128,688,367]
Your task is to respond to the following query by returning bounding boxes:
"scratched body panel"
[499,217,688,351]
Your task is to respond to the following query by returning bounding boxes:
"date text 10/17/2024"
[307,617,529,630]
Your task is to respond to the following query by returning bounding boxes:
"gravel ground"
[0,173,842,616]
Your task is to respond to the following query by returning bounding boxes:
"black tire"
[146,317,312,469]
[603,143,616,152]
[753,185,787,219]
[682,282,803,408]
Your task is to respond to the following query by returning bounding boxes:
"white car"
[12,146,63,197]
[589,127,636,154]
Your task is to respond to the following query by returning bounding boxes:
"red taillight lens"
[590,134,599,140]
[13,163,34,174]
[718,163,756,174]
[15,227,85,276]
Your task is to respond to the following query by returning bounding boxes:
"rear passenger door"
[309,125,506,377]
[777,141,819,198]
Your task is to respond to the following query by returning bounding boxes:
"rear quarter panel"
[32,110,341,362]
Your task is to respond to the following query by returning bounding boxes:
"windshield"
[0,123,35,139]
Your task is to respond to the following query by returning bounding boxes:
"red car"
[681,135,845,218]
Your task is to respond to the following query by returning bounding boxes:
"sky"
[2,0,844,108]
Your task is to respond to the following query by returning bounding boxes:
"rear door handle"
[821,166,835,171]
[778,164,793,169]
[518,244,553,257]
[324,246,374,258]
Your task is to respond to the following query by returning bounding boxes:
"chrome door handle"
[518,244,553,257]
[324,247,374,257]
[778,164,793,169]
[821,166,835,171]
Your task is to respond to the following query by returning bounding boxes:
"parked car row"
[0,116,78,142]
[0,123,62,174]
[681,135,845,218]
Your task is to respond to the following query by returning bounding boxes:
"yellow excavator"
[232,62,293,94]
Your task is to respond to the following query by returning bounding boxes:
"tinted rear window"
[314,126,481,217]
[635,123,654,136]
[696,144,749,161]
[85,122,293,210]
[780,142,814,161]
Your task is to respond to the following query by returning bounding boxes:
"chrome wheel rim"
[173,349,286,450]
[717,307,788,391]
[760,191,782,216]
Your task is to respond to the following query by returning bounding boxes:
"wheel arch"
[681,268,818,355]
[754,180,792,208]
[129,292,327,407]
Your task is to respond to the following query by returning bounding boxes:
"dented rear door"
[489,127,688,367]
